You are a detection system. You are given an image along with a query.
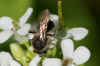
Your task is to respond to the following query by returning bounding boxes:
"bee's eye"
[47,20,55,32]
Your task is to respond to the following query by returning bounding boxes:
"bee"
[30,9,56,54]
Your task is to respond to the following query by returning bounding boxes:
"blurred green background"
[0,0,99,66]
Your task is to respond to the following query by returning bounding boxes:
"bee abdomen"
[32,36,47,54]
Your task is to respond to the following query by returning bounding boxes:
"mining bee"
[30,9,57,54]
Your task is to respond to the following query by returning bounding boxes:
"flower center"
[12,20,19,30]
[63,58,73,66]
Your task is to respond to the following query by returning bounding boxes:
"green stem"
[58,0,63,30]
[27,47,35,59]
[23,61,29,66]
[24,41,30,49]
[24,41,35,59]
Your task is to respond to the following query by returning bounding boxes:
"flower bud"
[10,43,27,64]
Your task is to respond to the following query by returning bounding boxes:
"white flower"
[0,51,21,66]
[29,56,62,66]
[61,39,91,66]
[64,27,88,41]
[28,27,90,66]
[0,8,33,43]
[42,58,62,66]
[29,55,41,66]
[42,39,90,66]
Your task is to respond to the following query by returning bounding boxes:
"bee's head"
[47,20,55,32]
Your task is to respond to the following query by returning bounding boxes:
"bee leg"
[48,42,56,48]
[47,35,57,48]
[47,32,57,48]
[47,36,55,40]
[29,30,37,33]
[47,32,56,41]
[28,30,37,39]
[47,32,55,37]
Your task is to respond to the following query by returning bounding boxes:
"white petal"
[63,33,72,39]
[68,63,76,66]
[50,14,58,22]
[0,52,13,66]
[19,8,33,26]
[17,24,31,35]
[10,60,21,66]
[0,16,13,30]
[0,31,13,43]
[67,27,88,41]
[61,39,74,59]
[28,33,34,39]
[14,33,29,43]
[29,55,41,66]
[50,14,58,28]
[73,46,91,65]
[42,58,62,66]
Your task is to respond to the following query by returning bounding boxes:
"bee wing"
[38,9,50,23]
[29,21,39,33]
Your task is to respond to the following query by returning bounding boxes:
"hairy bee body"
[31,9,55,54]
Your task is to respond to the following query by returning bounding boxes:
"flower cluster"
[0,7,91,66]
[0,8,33,66]
[0,8,33,43]
[29,27,91,66]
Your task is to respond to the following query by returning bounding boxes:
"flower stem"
[24,41,35,59]
[58,0,63,30]
[57,0,65,38]
[24,41,30,49]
